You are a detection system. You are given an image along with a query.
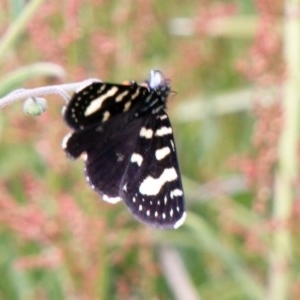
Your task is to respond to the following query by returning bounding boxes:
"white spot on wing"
[86,175,95,189]
[102,111,110,122]
[61,105,66,115]
[139,168,178,196]
[173,212,186,229]
[97,84,106,94]
[159,114,168,120]
[140,127,153,139]
[62,132,72,149]
[170,140,175,151]
[170,189,183,198]
[124,101,131,111]
[155,126,172,136]
[131,87,141,100]
[164,196,168,205]
[103,194,122,204]
[130,153,143,166]
[81,152,88,161]
[84,86,118,116]
[155,147,171,160]
[115,90,129,102]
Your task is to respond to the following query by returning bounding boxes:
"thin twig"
[0,79,101,108]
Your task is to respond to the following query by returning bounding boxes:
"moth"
[62,70,186,229]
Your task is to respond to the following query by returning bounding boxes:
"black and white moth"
[62,70,186,229]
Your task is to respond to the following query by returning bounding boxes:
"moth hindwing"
[62,70,186,229]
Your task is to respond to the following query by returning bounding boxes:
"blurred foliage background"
[0,0,299,299]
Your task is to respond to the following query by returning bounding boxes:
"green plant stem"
[268,1,300,299]
[0,0,45,62]
[185,213,265,300]
[0,62,65,97]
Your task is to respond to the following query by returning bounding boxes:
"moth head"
[149,70,170,90]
